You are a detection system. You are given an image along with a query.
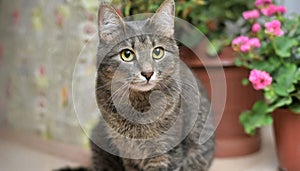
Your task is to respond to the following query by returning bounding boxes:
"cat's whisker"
[95,77,134,91]
[108,82,130,104]
[169,77,196,89]
[96,77,133,91]
[113,83,131,116]
[112,84,129,101]
[160,81,193,106]
[164,78,201,101]
[105,83,130,116]
[95,81,113,91]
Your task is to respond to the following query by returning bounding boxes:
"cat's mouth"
[130,81,156,92]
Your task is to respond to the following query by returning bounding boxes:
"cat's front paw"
[143,156,170,171]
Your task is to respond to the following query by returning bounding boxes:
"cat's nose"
[141,71,154,81]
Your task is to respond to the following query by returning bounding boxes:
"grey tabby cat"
[91,0,215,170]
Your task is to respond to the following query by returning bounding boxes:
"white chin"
[131,83,156,92]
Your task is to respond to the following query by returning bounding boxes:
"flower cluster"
[243,2,286,21]
[243,9,260,20]
[264,20,284,36]
[232,0,286,90]
[232,36,261,53]
[232,0,300,135]
[261,4,286,16]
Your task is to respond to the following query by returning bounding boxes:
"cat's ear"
[98,4,125,41]
[149,0,175,37]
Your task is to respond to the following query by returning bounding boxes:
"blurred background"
[0,0,100,146]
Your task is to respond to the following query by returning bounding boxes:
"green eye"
[152,47,164,60]
[120,49,135,62]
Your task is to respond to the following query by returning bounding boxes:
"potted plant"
[111,0,262,157]
[232,0,300,170]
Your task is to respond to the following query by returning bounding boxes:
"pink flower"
[232,36,249,46]
[252,23,261,33]
[264,20,284,36]
[232,36,261,53]
[249,69,272,90]
[249,38,261,48]
[265,20,281,28]
[276,6,287,14]
[261,5,286,16]
[240,43,251,53]
[254,0,272,7]
[243,9,260,20]
[261,4,276,16]
[232,36,249,52]
[240,38,261,53]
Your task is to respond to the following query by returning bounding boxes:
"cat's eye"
[152,47,165,60]
[120,49,135,62]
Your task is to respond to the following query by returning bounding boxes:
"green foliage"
[240,101,273,135]
[290,102,300,114]
[273,37,298,58]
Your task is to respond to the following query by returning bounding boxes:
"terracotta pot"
[180,41,262,157]
[273,109,300,171]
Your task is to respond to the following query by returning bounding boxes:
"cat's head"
[97,0,179,92]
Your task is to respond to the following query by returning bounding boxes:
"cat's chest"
[107,112,184,159]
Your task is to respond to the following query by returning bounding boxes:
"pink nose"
[141,71,154,81]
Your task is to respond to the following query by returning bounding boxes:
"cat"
[90,0,215,170]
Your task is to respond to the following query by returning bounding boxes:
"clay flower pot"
[180,41,262,157]
[273,109,300,171]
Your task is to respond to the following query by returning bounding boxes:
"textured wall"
[0,0,101,146]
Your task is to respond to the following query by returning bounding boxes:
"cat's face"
[97,0,178,92]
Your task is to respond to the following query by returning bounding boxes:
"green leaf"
[273,83,289,96]
[273,37,298,58]
[264,89,278,103]
[124,3,131,17]
[252,101,268,114]
[280,63,298,80]
[239,101,272,135]
[251,57,280,73]
[274,63,297,94]
[293,91,300,101]
[239,111,254,135]
[258,41,271,55]
[268,96,292,112]
[242,78,249,86]
[289,103,300,114]
[235,58,243,67]
[296,69,300,81]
